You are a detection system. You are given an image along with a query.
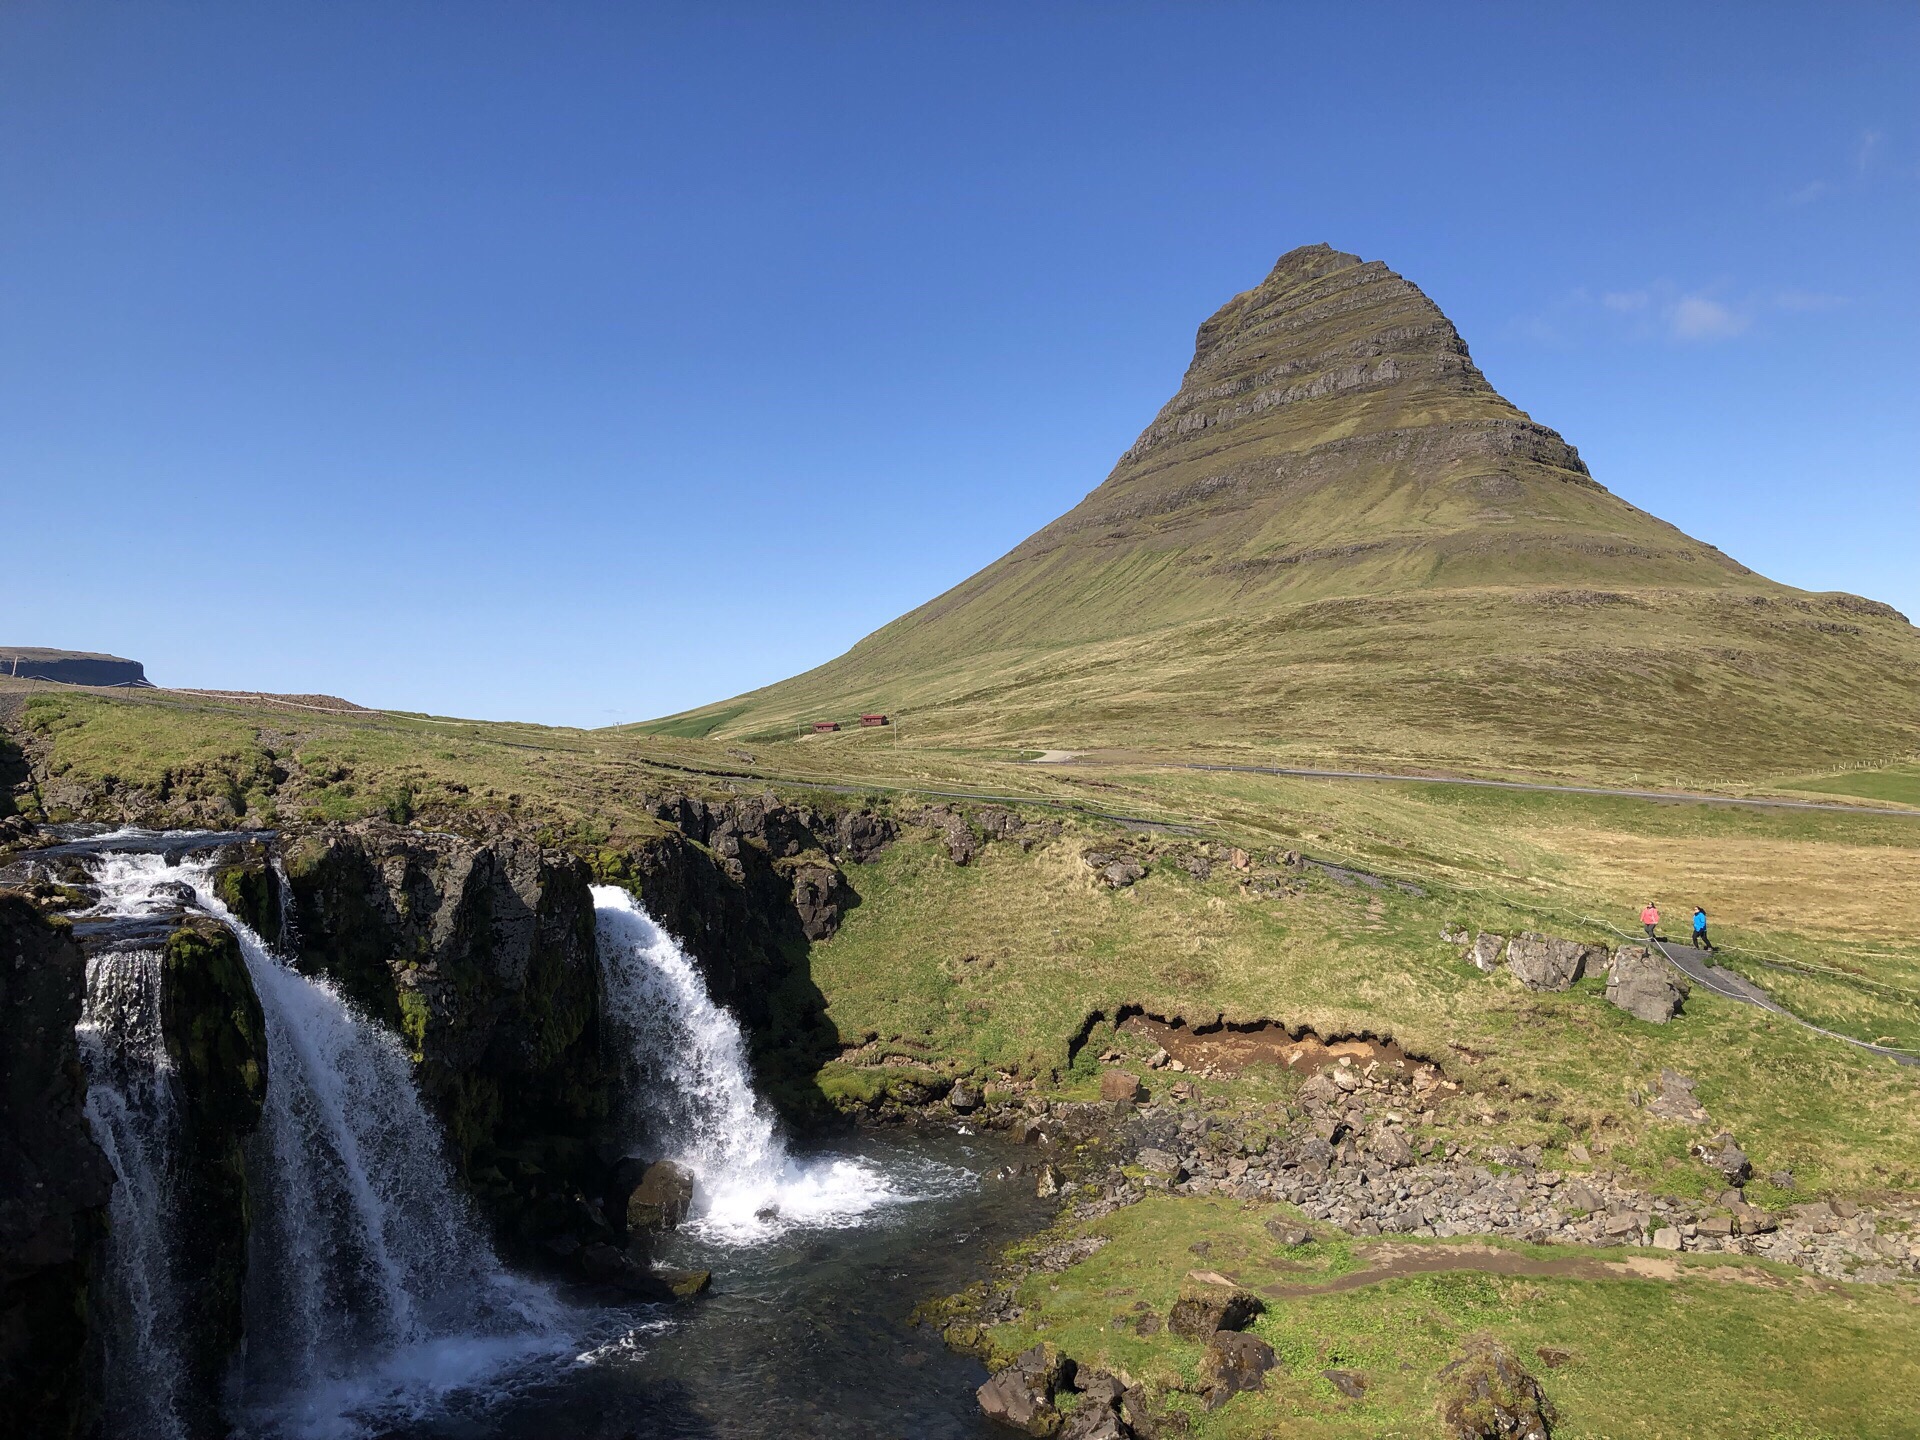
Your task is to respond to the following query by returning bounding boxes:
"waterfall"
[78,947,190,1440]
[592,885,901,1241]
[82,849,567,1439]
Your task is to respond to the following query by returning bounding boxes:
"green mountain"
[656,245,1920,783]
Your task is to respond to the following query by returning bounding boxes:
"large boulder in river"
[0,892,113,1440]
[1606,946,1689,1023]
[978,1343,1074,1435]
[620,1159,695,1235]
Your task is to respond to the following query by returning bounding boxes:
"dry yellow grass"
[1517,826,1920,940]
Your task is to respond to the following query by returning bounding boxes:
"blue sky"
[3,2,1915,725]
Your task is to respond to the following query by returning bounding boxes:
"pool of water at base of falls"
[398,1126,1047,1440]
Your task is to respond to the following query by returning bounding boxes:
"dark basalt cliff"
[0,649,150,688]
[195,793,892,1253]
[0,894,112,1440]
[0,784,904,1433]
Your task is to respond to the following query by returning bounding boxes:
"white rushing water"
[592,885,907,1242]
[83,850,569,1439]
[78,946,190,1440]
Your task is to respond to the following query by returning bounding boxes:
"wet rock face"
[1436,1336,1555,1439]
[279,823,605,1240]
[617,1159,695,1235]
[1606,947,1689,1022]
[0,893,113,1440]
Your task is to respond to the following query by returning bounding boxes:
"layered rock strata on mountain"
[0,893,112,1440]
[668,243,1920,775]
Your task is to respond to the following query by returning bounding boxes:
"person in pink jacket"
[1640,902,1660,940]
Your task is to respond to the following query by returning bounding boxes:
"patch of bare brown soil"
[1121,1013,1423,1080]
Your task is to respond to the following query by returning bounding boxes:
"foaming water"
[83,850,574,1439]
[78,946,189,1440]
[593,885,939,1241]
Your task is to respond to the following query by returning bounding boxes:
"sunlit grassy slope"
[650,245,1920,784]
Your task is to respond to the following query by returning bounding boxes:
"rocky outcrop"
[1605,946,1689,1023]
[1199,1330,1276,1407]
[158,917,269,1426]
[1167,1282,1263,1339]
[277,823,606,1248]
[1436,1336,1555,1440]
[1467,933,1505,973]
[0,893,113,1440]
[978,1343,1073,1435]
[1645,1068,1708,1124]
[602,793,906,1114]
[0,648,149,688]
[1504,934,1604,992]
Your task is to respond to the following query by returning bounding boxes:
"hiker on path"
[1692,906,1713,951]
[1641,902,1660,940]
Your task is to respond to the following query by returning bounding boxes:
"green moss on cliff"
[213,851,281,944]
[158,918,268,1426]
[396,986,431,1062]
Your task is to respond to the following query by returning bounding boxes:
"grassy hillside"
[652,245,1920,783]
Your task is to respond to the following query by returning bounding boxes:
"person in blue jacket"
[1691,906,1712,952]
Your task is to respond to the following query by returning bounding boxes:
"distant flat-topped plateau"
[648,245,1919,783]
[1,647,151,688]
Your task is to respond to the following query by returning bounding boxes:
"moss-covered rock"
[210,842,281,946]
[160,917,268,1426]
[1436,1334,1556,1440]
[0,892,113,1440]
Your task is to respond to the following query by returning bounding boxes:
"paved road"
[1174,762,1919,819]
[1651,938,1920,1067]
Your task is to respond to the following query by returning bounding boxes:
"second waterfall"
[592,885,902,1241]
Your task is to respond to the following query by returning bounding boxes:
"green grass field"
[1784,764,1920,809]
[978,1196,1920,1439]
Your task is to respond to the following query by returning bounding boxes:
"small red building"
[859,713,890,727]
[811,721,840,733]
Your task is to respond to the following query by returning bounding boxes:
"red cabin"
[859,713,890,727]
[811,721,840,733]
